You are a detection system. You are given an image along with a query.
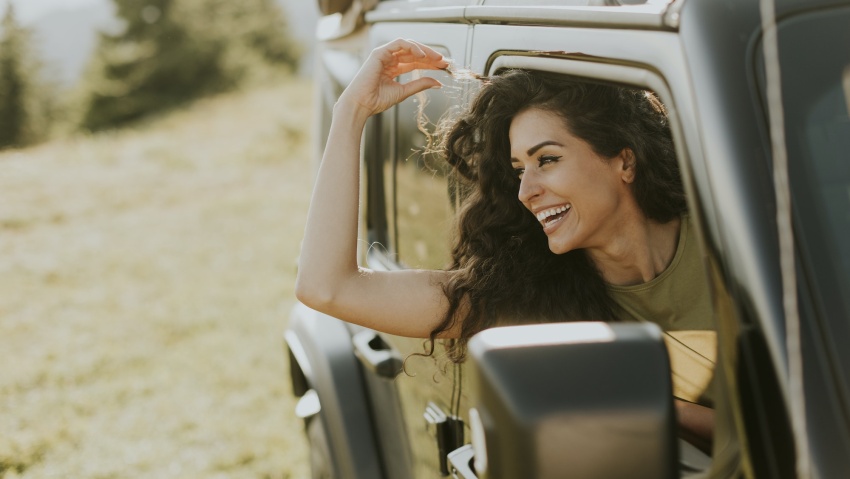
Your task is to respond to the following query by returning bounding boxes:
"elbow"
[294,271,337,313]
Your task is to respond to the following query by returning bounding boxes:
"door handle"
[448,444,478,479]
[352,330,403,378]
[425,402,465,476]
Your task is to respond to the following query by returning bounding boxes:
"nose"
[517,169,543,206]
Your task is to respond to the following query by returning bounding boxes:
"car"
[284,0,850,477]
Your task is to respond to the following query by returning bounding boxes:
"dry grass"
[0,80,313,478]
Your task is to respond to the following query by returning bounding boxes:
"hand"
[337,38,449,120]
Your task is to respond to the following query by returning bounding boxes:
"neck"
[588,215,682,286]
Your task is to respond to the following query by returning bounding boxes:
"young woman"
[295,39,715,451]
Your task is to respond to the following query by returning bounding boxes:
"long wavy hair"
[429,69,686,361]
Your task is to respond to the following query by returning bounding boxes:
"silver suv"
[285,0,850,477]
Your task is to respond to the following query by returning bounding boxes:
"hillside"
[0,79,313,478]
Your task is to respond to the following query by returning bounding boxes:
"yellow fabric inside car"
[664,330,717,404]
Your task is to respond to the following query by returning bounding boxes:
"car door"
[355,10,474,479]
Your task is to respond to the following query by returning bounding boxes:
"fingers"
[376,38,448,69]
[386,38,439,59]
[399,77,442,102]
[352,38,447,113]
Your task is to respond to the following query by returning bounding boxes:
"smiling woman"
[296,41,709,355]
[295,39,718,453]
[433,71,693,349]
[434,73,716,450]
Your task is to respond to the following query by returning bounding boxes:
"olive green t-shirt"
[608,216,717,406]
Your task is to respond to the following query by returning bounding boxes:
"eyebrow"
[510,140,564,163]
[527,141,563,156]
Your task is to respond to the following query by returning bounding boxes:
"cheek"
[574,174,624,214]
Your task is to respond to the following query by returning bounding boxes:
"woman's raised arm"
[294,39,458,338]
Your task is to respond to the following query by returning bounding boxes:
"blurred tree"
[81,0,224,130]
[81,0,299,131]
[186,0,300,73]
[0,4,30,148]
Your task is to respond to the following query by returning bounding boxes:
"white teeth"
[535,205,571,223]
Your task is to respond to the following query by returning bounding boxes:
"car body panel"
[286,304,384,478]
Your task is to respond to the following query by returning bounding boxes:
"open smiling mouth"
[536,204,571,231]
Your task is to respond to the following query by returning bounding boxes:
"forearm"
[295,39,449,330]
[295,102,371,308]
[294,101,454,336]
[674,398,714,454]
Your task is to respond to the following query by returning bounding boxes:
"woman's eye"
[514,167,525,179]
[538,155,561,166]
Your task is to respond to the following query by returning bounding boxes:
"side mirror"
[463,322,677,479]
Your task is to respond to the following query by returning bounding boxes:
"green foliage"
[0,5,63,148]
[0,5,30,148]
[188,0,301,69]
[81,0,300,131]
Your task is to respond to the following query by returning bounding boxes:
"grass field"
[0,79,313,478]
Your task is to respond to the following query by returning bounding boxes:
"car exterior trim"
[366,4,674,30]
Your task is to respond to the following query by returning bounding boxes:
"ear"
[618,148,637,184]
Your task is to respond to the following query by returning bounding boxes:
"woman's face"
[509,107,636,255]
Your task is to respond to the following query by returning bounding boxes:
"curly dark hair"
[429,69,686,361]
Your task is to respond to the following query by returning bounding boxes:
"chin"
[547,239,575,255]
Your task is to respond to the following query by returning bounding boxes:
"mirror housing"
[466,322,677,479]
